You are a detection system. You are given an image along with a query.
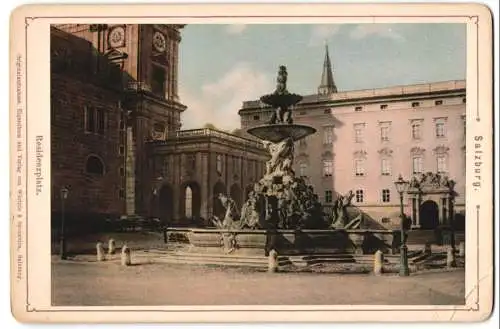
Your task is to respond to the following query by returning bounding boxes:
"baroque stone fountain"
[185,66,398,256]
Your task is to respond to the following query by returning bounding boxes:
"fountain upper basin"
[247,123,317,143]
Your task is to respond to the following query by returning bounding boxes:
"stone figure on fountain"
[267,66,294,125]
[262,137,295,178]
[211,194,241,230]
[331,190,355,228]
[240,191,262,229]
[238,65,330,230]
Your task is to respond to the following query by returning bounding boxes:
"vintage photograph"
[50,22,467,306]
[9,2,495,323]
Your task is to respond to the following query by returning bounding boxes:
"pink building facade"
[238,48,465,228]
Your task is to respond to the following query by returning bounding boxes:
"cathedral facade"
[50,24,268,229]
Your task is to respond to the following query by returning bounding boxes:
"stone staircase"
[406,230,465,246]
[135,248,428,272]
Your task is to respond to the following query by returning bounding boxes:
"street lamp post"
[394,175,410,276]
[60,187,69,260]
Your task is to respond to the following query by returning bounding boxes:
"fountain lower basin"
[168,228,402,256]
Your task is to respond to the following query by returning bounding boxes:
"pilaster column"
[439,197,446,225]
[448,196,454,227]
[125,126,136,216]
[411,197,417,226]
[415,194,421,227]
[172,155,181,221]
[200,153,209,221]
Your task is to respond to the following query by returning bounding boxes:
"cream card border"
[9,2,494,323]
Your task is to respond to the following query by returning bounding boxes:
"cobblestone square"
[52,261,465,306]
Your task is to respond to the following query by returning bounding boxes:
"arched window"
[86,155,104,175]
[185,186,193,218]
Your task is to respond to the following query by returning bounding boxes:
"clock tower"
[96,24,187,215]
[51,23,186,218]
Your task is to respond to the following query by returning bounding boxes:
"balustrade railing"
[154,128,264,149]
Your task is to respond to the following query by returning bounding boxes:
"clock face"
[153,31,167,53]
[108,26,126,48]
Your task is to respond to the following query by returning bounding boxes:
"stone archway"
[419,200,439,229]
[158,184,174,225]
[212,181,226,219]
[407,172,456,229]
[179,181,201,220]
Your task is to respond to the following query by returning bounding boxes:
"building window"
[437,155,447,173]
[380,104,388,110]
[119,119,125,130]
[355,159,365,177]
[299,163,307,177]
[185,186,193,218]
[96,108,106,134]
[435,122,446,138]
[381,158,391,176]
[412,156,423,174]
[411,122,422,140]
[119,167,124,177]
[119,145,125,156]
[253,115,260,120]
[151,65,166,96]
[324,109,331,114]
[411,101,420,108]
[382,189,390,203]
[354,124,364,143]
[355,189,364,203]
[216,154,223,174]
[86,155,105,175]
[355,106,363,112]
[323,126,334,144]
[435,100,443,106]
[85,105,95,133]
[380,126,389,142]
[322,160,333,177]
[119,189,125,199]
[325,190,333,203]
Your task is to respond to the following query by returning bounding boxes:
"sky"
[178,23,466,131]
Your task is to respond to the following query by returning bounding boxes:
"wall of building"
[148,130,268,225]
[51,74,124,220]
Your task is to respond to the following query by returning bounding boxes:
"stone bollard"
[423,242,432,256]
[458,242,465,257]
[268,249,278,273]
[373,250,384,276]
[96,242,105,262]
[108,239,116,255]
[121,245,131,266]
[446,247,456,268]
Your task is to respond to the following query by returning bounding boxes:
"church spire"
[318,43,337,95]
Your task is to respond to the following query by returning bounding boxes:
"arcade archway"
[213,181,226,219]
[179,182,201,219]
[419,200,440,229]
[158,184,174,224]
